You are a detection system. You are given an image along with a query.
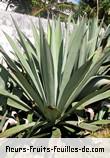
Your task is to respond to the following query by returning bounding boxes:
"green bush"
[0,16,110,137]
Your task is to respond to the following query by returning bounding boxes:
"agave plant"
[0,16,110,138]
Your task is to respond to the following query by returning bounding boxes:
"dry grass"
[91,125,110,138]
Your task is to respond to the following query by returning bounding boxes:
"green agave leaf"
[0,48,18,72]
[88,18,99,41]
[77,30,88,68]
[91,120,110,125]
[72,86,110,110]
[58,41,63,87]
[0,89,31,112]
[78,76,110,99]
[39,20,55,106]
[32,133,51,138]
[64,47,110,111]
[30,121,53,137]
[11,70,44,110]
[18,32,39,69]
[58,59,92,112]
[7,98,30,112]
[65,121,100,132]
[0,50,44,110]
[20,33,46,103]
[61,15,73,74]
[51,17,62,104]
[4,32,45,102]
[98,24,110,48]
[12,19,40,71]
[63,126,76,133]
[31,20,40,62]
[27,113,33,123]
[12,18,33,59]
[0,64,8,89]
[26,121,46,137]
[4,32,32,74]
[78,19,100,67]
[88,18,104,55]
[0,122,35,138]
[59,126,76,137]
[47,19,52,46]
[59,18,86,99]
[78,122,100,132]
[65,121,78,126]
